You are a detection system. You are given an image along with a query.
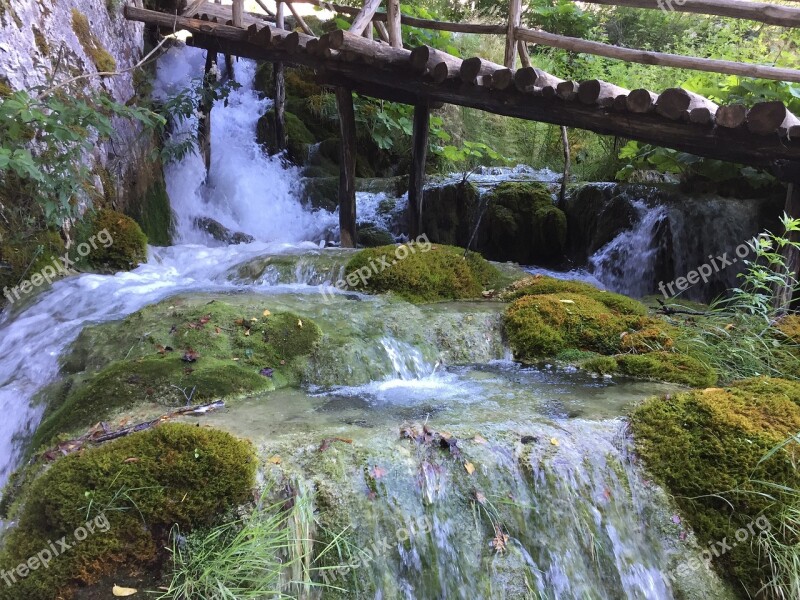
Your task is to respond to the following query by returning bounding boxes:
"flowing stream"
[0,45,737,598]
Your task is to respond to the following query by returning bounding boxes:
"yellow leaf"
[244,329,250,337]
[550,437,559,446]
[267,455,282,464]
[112,585,138,597]
[473,434,488,445]
[559,299,575,304]
[263,309,272,317]
[298,319,303,328]
[464,461,475,475]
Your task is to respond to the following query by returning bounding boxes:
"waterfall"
[153,45,337,244]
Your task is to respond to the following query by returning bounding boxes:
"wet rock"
[194,217,255,245]
[357,222,395,247]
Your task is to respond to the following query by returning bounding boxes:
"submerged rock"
[194,216,255,245]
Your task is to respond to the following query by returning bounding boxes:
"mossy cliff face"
[32,297,321,450]
[630,378,800,597]
[0,423,255,600]
[502,275,717,387]
[344,243,504,303]
[481,182,567,264]
[419,181,481,247]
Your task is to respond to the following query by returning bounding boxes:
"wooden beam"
[374,20,391,43]
[580,0,800,29]
[274,2,286,151]
[335,87,357,248]
[515,26,800,83]
[322,30,411,65]
[505,0,521,69]
[517,39,531,68]
[350,0,383,36]
[183,0,206,16]
[408,101,430,239]
[232,0,244,27]
[286,1,314,35]
[199,48,216,174]
[386,0,402,48]
[254,0,276,17]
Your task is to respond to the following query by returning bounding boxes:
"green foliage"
[631,379,800,596]
[344,243,502,303]
[435,141,504,182]
[0,89,160,227]
[0,424,256,600]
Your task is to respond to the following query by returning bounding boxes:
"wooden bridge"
[126,0,800,247]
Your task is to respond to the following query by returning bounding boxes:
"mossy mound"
[616,352,716,387]
[75,208,148,272]
[482,181,567,263]
[34,299,321,448]
[630,378,800,596]
[0,424,255,600]
[777,314,800,344]
[502,275,647,316]
[357,223,394,247]
[256,109,315,164]
[344,244,502,303]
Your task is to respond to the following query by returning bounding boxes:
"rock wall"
[0,0,169,233]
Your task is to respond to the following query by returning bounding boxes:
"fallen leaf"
[244,329,251,337]
[156,344,166,355]
[123,457,140,464]
[112,585,138,597]
[198,315,211,325]
[550,437,559,447]
[263,309,271,317]
[280,359,286,365]
[297,319,303,328]
[169,325,177,335]
[267,455,282,464]
[182,349,199,363]
[370,466,387,479]
[559,299,575,304]
[234,318,245,326]
[474,490,486,504]
[464,461,475,475]
[250,317,258,322]
[215,326,221,334]
[260,367,274,378]
[473,434,487,445]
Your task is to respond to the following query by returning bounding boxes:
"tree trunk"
[408,102,430,239]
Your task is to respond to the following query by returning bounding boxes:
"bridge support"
[776,182,800,311]
[199,49,217,175]
[336,87,357,247]
[274,2,287,151]
[408,101,430,239]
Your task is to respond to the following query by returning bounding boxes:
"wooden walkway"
[125,0,800,245]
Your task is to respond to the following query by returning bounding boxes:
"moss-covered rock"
[357,223,394,247]
[256,109,315,165]
[481,181,567,264]
[344,244,502,303]
[502,275,647,316]
[0,424,255,600]
[420,182,480,247]
[126,177,173,247]
[616,352,716,387]
[74,208,148,272]
[630,378,800,596]
[33,299,322,449]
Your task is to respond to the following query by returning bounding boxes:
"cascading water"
[0,43,736,598]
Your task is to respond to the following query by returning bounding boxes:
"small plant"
[435,140,505,184]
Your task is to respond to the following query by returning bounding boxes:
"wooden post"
[232,0,244,27]
[504,0,521,69]
[408,101,430,239]
[387,0,402,48]
[335,87,357,248]
[559,126,570,203]
[274,2,286,151]
[199,48,217,174]
[349,0,383,36]
[776,182,800,312]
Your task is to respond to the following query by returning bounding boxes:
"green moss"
[503,275,647,316]
[0,78,12,97]
[420,182,480,248]
[483,182,567,263]
[35,299,322,448]
[32,25,49,56]
[71,9,117,73]
[75,208,148,272]
[616,351,717,387]
[344,244,502,303]
[257,109,315,165]
[127,178,173,246]
[0,424,255,600]
[580,355,618,375]
[631,378,800,596]
[357,223,394,247]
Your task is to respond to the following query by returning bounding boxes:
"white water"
[0,44,338,487]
